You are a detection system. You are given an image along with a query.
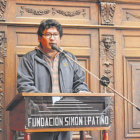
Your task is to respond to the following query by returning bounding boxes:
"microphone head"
[51,44,61,52]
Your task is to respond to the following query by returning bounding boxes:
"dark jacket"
[17,49,89,93]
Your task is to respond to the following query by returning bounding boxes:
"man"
[17,19,89,140]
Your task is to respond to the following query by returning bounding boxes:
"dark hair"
[37,19,63,38]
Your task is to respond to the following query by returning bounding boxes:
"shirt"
[43,53,61,104]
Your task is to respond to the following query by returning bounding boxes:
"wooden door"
[0,0,140,140]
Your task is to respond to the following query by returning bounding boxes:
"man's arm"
[17,56,40,93]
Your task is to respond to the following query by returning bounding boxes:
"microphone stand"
[51,45,140,111]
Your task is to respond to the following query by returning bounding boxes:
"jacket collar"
[35,48,44,59]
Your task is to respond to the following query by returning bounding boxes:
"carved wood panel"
[115,3,140,26]
[124,57,140,137]
[100,34,116,93]
[0,31,6,140]
[7,0,98,25]
[0,0,7,21]
[113,28,140,139]
[122,30,140,138]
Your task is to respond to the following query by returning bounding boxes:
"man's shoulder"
[24,49,37,56]
[24,49,41,58]
[21,49,38,61]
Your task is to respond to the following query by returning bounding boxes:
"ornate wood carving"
[100,35,116,60]
[124,58,140,137]
[0,32,6,134]
[102,97,114,125]
[100,2,116,25]
[126,11,140,21]
[52,8,86,17]
[19,6,87,17]
[99,0,116,2]
[20,6,50,16]
[0,0,7,21]
[0,32,7,58]
[100,35,116,92]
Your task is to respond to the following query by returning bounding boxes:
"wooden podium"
[6,93,114,140]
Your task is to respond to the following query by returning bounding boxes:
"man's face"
[38,27,61,53]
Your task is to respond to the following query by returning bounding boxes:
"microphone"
[52,44,140,111]
[51,44,62,53]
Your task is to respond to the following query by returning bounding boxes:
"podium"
[6,93,114,140]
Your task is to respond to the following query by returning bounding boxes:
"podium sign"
[7,93,114,140]
[26,96,111,129]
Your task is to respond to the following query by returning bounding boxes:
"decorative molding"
[20,6,50,16]
[100,35,115,134]
[100,35,116,60]
[99,0,116,2]
[0,71,4,85]
[52,8,86,17]
[0,0,7,21]
[0,31,6,134]
[0,32,7,58]
[100,35,116,92]
[126,11,140,21]
[103,97,114,124]
[100,2,116,25]
[124,58,140,137]
[19,6,87,17]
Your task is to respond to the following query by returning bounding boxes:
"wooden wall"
[0,0,140,139]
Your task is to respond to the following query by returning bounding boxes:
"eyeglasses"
[42,33,59,39]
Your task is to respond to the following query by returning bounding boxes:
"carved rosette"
[0,32,6,133]
[100,35,116,92]
[0,0,7,21]
[100,2,116,25]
